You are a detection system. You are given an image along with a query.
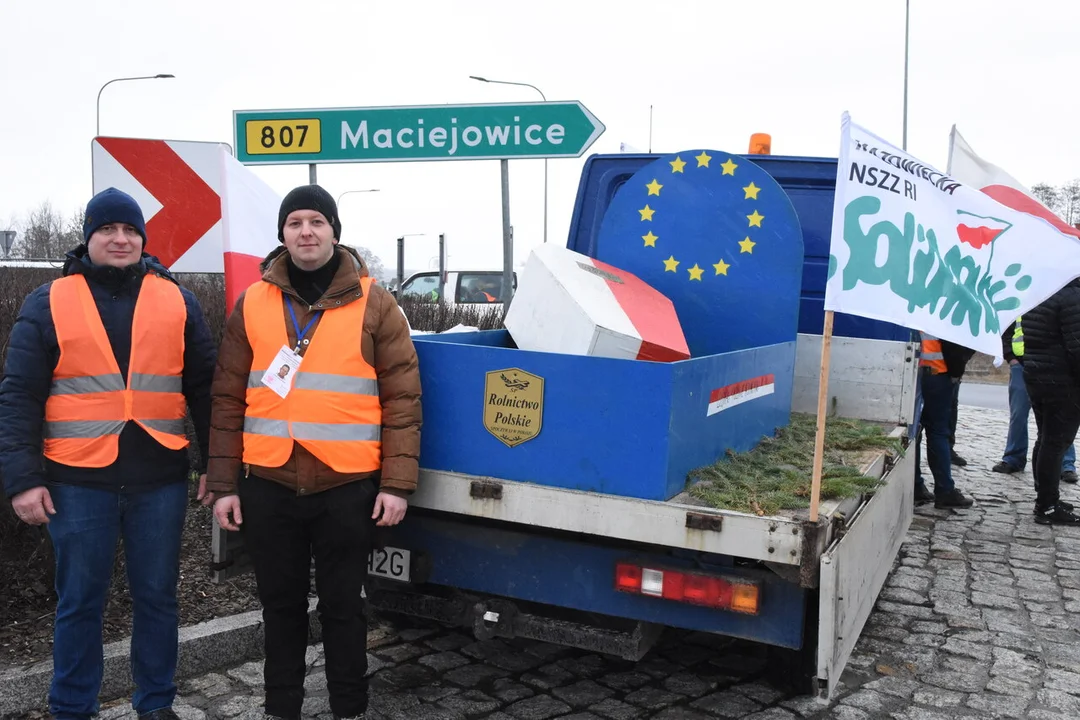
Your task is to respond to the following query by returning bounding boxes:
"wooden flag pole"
[809,310,836,523]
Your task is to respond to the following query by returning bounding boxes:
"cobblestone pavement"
[29,405,1080,719]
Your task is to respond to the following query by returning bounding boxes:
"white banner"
[824,113,1080,358]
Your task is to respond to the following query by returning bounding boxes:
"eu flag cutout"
[595,150,805,357]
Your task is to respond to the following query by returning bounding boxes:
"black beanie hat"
[277,184,341,242]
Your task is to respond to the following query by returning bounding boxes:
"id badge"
[261,345,302,399]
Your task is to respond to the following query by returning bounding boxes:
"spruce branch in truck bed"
[688,413,903,516]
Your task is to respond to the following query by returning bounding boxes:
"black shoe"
[914,483,934,505]
[139,711,180,720]
[951,452,968,467]
[935,489,974,509]
[1035,504,1080,525]
[993,461,1022,474]
[1035,499,1076,515]
[1063,471,1079,484]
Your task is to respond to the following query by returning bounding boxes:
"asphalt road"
[959,381,1008,411]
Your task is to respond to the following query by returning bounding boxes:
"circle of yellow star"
[646,179,663,196]
[747,210,764,227]
[695,151,712,168]
[739,237,756,254]
[639,205,655,221]
[687,264,704,281]
[642,231,658,247]
[712,259,730,276]
[721,158,738,176]
[743,182,761,200]
[670,156,686,173]
[663,256,680,272]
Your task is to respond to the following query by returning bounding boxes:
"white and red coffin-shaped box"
[505,244,691,362]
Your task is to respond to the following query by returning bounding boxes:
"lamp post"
[469,75,548,245]
[96,74,175,136]
[396,233,429,303]
[336,188,380,207]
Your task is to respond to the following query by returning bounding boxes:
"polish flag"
[505,243,690,362]
[707,374,775,416]
[948,126,1080,240]
[219,150,280,311]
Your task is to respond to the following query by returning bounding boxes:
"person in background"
[0,187,216,720]
[993,315,1078,482]
[913,332,975,509]
[1018,283,1080,525]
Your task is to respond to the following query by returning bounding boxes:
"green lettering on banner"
[828,196,1032,337]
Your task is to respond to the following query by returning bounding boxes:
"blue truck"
[214,149,918,699]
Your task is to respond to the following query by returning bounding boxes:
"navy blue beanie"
[83,187,148,245]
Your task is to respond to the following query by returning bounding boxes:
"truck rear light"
[614,562,761,615]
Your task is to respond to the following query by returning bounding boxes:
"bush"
[398,293,506,332]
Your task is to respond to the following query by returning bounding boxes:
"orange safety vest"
[44,274,189,467]
[242,277,382,473]
[919,333,948,374]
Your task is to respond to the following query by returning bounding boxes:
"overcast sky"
[2,0,1078,273]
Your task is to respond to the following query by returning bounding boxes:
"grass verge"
[687,413,903,516]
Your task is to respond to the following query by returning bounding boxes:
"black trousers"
[239,475,377,718]
[949,379,960,449]
[1028,384,1080,509]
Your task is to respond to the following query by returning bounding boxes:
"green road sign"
[233,101,605,165]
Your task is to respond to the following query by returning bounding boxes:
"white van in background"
[396,270,517,308]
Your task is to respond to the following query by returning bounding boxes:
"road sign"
[92,137,230,272]
[1,230,16,256]
[233,101,605,166]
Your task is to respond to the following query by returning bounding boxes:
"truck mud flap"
[370,586,663,662]
[815,442,914,698]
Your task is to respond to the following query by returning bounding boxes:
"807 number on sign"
[245,119,322,155]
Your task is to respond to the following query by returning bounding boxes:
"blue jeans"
[46,482,187,720]
[915,369,955,494]
[1003,362,1076,472]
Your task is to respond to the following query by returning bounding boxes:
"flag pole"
[902,0,910,151]
[809,309,835,522]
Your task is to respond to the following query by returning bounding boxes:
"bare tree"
[351,245,391,284]
[1031,183,1061,214]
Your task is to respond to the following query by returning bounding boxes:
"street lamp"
[396,233,429,302]
[336,188,380,207]
[96,74,175,136]
[469,75,549,245]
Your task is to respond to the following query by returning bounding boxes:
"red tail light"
[614,562,762,615]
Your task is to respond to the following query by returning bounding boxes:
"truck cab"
[399,270,518,307]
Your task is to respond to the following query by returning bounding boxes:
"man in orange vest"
[0,188,217,720]
[208,184,421,720]
[914,332,974,509]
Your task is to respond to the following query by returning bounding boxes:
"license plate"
[367,546,411,582]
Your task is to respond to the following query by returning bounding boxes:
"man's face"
[87,223,143,268]
[282,209,336,271]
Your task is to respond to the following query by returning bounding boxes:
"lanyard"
[286,299,321,352]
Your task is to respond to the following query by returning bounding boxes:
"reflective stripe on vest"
[241,277,382,473]
[43,274,189,467]
[1012,315,1024,358]
[919,332,948,374]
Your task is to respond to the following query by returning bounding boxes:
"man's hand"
[373,492,407,527]
[1010,359,1020,366]
[12,487,55,526]
[213,495,243,531]
[196,473,214,506]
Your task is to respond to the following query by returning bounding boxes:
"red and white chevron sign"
[92,137,231,272]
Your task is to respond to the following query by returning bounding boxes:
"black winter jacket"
[0,247,216,499]
[1022,279,1080,392]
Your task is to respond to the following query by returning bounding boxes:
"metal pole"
[309,164,318,185]
[542,159,548,243]
[96,74,175,137]
[649,105,653,153]
[902,0,910,151]
[501,159,514,312]
[396,236,405,305]
[438,233,446,301]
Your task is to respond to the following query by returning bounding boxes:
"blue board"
[591,150,804,357]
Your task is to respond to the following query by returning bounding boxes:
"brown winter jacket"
[205,244,422,497]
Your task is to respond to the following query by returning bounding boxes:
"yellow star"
[743,182,761,200]
[646,179,663,196]
[670,156,686,173]
[747,210,764,227]
[687,264,704,281]
[695,151,712,168]
[642,231,658,247]
[713,259,730,276]
[721,158,738,176]
[739,237,756,254]
[639,205,655,221]
[663,255,680,272]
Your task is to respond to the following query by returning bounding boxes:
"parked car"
[397,270,517,307]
